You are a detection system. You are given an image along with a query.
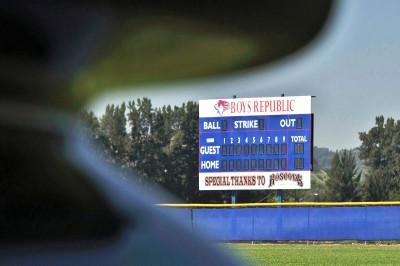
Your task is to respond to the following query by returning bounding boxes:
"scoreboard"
[199,96,313,190]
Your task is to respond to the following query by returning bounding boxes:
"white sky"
[89,0,400,151]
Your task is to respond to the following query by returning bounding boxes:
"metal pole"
[277,190,282,203]
[231,94,237,204]
[277,93,285,203]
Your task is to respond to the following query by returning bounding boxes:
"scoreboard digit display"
[199,96,313,190]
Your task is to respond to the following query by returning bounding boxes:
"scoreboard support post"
[231,191,236,204]
[231,95,237,204]
[277,190,282,203]
[277,94,284,204]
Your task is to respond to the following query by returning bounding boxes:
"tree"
[313,146,335,171]
[99,103,131,170]
[324,150,361,201]
[77,110,100,148]
[127,98,161,184]
[359,116,400,201]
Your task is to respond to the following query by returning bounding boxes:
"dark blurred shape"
[0,0,333,110]
[0,102,241,265]
[128,0,334,61]
[0,103,123,243]
[0,0,333,264]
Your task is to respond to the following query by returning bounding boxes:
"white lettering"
[279,119,296,127]
[290,136,308,142]
[203,121,221,130]
[200,146,221,155]
[201,160,220,169]
[234,120,258,129]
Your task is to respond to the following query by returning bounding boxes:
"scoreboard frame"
[198,96,313,191]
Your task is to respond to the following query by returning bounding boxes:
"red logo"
[214,100,230,116]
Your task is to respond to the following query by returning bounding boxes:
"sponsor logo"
[268,172,303,188]
[214,100,230,116]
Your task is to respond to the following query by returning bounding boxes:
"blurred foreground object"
[0,102,240,265]
[0,0,333,264]
[1,0,333,109]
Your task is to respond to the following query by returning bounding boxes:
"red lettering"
[254,101,259,112]
[230,98,296,114]
[289,99,294,111]
[247,101,252,112]
[231,102,236,113]
[260,101,265,112]
[277,100,282,111]
[237,102,243,113]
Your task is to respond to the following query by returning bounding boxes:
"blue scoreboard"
[199,96,313,190]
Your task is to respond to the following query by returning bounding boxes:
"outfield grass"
[222,243,400,265]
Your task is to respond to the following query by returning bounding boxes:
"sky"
[89,0,400,151]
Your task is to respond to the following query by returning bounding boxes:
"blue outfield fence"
[159,203,400,241]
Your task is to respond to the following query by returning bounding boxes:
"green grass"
[222,243,400,265]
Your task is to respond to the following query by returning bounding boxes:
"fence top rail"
[157,201,400,208]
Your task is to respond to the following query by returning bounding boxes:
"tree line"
[78,98,400,203]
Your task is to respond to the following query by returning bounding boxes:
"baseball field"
[222,242,400,265]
